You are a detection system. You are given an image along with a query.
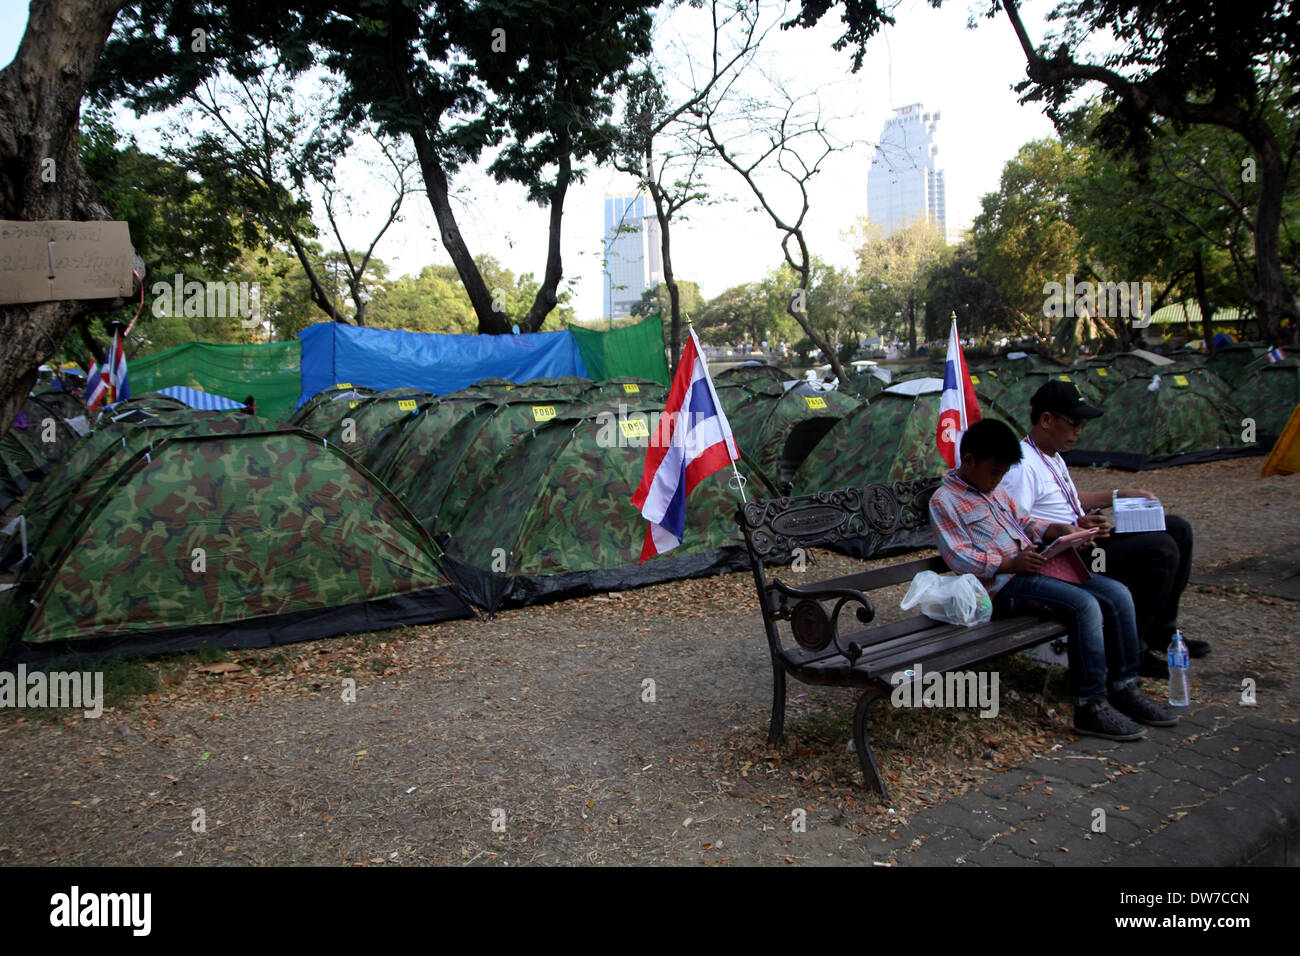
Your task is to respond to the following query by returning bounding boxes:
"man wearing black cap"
[999,380,1201,677]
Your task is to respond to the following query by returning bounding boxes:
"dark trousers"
[1092,514,1194,652]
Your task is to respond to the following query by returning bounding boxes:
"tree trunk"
[907,290,917,355]
[406,126,502,333]
[1245,122,1299,345]
[646,180,681,373]
[1193,248,1216,358]
[0,0,137,436]
[521,132,571,333]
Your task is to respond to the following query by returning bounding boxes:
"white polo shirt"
[1000,437,1086,524]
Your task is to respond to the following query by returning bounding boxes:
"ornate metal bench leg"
[853,691,889,802]
[768,661,787,745]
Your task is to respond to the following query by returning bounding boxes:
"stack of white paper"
[1113,495,1166,532]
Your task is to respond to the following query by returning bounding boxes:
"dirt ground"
[0,457,1296,865]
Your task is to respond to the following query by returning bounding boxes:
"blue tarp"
[154,385,244,410]
[296,323,589,407]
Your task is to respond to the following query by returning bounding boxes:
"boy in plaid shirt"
[930,419,1177,740]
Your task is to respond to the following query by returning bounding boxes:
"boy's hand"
[1077,512,1113,538]
[1002,546,1046,574]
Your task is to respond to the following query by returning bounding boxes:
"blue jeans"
[992,573,1142,706]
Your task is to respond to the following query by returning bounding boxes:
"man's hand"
[1117,488,1156,499]
[1077,512,1113,538]
[1002,546,1046,575]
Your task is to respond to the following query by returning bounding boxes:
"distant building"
[602,193,663,319]
[868,103,948,240]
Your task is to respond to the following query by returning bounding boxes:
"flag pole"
[689,319,748,504]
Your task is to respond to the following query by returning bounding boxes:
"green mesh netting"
[570,313,670,386]
[130,341,301,422]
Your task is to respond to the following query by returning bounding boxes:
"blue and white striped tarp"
[155,385,244,410]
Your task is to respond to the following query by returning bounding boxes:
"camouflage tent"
[724,383,861,485]
[0,416,472,663]
[1232,358,1300,446]
[796,378,1021,493]
[793,378,1019,556]
[1064,370,1261,470]
[435,407,757,610]
[1206,343,1268,389]
[318,388,433,459]
[997,370,1105,427]
[714,363,788,391]
[288,384,377,434]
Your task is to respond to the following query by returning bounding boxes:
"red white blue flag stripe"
[630,327,740,562]
[106,328,130,403]
[1267,346,1287,363]
[84,360,107,411]
[936,319,981,468]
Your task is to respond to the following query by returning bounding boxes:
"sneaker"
[1185,638,1211,658]
[1138,651,1168,679]
[1074,698,1147,741]
[1109,683,1180,727]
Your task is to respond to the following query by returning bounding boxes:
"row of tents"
[2,342,1295,666]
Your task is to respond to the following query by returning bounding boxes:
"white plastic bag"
[899,571,993,627]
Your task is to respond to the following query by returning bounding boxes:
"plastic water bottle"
[1167,630,1190,707]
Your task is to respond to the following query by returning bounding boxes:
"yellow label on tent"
[336,383,352,388]
[622,383,640,394]
[1058,375,1071,381]
[348,401,360,408]
[397,399,417,411]
[532,405,556,422]
[1172,374,1189,386]
[505,385,514,390]
[970,374,980,384]
[1097,368,1109,376]
[804,396,828,410]
[620,419,649,439]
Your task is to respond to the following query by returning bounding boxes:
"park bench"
[737,479,1068,802]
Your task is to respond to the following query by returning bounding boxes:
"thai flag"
[936,319,982,468]
[84,360,107,411]
[1267,346,1287,363]
[105,328,129,403]
[630,327,740,562]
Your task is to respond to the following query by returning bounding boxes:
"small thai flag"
[85,360,107,411]
[1267,347,1287,363]
[936,319,982,467]
[106,328,130,402]
[630,327,740,562]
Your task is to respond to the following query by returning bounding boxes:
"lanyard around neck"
[954,472,1033,547]
[1026,436,1084,520]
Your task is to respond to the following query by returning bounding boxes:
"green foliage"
[632,281,705,322]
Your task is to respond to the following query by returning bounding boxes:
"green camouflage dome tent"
[725,382,861,485]
[1232,358,1300,447]
[0,417,472,664]
[714,363,788,392]
[288,384,377,433]
[1074,362,1126,397]
[31,388,88,420]
[1206,343,1268,389]
[319,388,433,460]
[375,394,598,535]
[435,407,767,611]
[792,378,1019,555]
[997,370,1105,427]
[1063,370,1260,470]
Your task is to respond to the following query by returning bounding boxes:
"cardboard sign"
[0,221,134,304]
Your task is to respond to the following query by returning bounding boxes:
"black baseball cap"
[1030,379,1102,422]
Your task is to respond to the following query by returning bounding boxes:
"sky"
[0,0,1063,323]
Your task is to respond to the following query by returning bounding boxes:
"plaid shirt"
[929,469,1053,596]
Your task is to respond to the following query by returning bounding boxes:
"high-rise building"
[867,104,948,240]
[602,193,663,319]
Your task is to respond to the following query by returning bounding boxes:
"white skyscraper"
[602,193,663,319]
[867,104,948,239]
